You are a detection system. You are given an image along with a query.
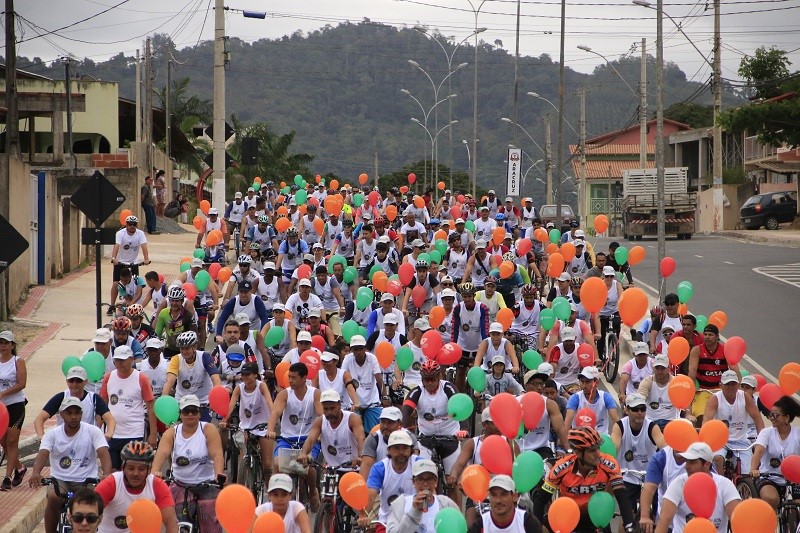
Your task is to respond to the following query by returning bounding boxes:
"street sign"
[204,122,234,142]
[0,214,29,275]
[204,151,235,170]
[506,148,522,196]
[70,170,126,225]
[81,227,117,246]
[241,137,259,165]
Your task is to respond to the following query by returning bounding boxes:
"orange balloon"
[545,242,559,255]
[678,303,688,315]
[699,419,729,451]
[119,209,133,227]
[180,256,193,266]
[372,271,389,293]
[534,228,549,243]
[668,374,696,410]
[280,181,287,189]
[338,471,369,510]
[253,511,285,533]
[434,229,448,241]
[375,341,395,369]
[708,310,728,331]
[437,181,446,190]
[217,267,232,283]
[254,176,262,184]
[499,260,515,279]
[560,242,576,262]
[779,362,800,395]
[275,218,291,232]
[359,173,368,185]
[668,336,690,366]
[684,518,717,533]
[414,196,425,209]
[215,484,256,533]
[126,499,162,533]
[594,214,609,234]
[275,361,290,388]
[492,227,506,247]
[199,199,211,215]
[460,464,491,502]
[400,186,409,194]
[385,204,398,221]
[206,230,221,247]
[730,497,777,533]
[663,419,698,452]
[547,252,565,279]
[548,497,580,533]
[496,308,514,331]
[580,277,608,313]
[312,217,324,236]
[628,245,646,266]
[428,306,446,329]
[618,287,648,326]
[330,179,340,191]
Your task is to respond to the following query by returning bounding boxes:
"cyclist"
[359,407,419,479]
[95,441,178,533]
[126,304,155,345]
[474,322,520,373]
[638,442,689,533]
[647,293,683,353]
[703,370,764,474]
[254,473,312,533]
[546,326,583,394]
[475,275,506,323]
[298,389,365,468]
[544,301,596,356]
[151,396,226,533]
[618,342,654,407]
[637,355,679,430]
[310,265,347,336]
[484,356,524,396]
[236,313,272,375]
[567,239,592,277]
[110,316,144,362]
[402,258,440,319]
[194,206,228,250]
[564,366,620,435]
[432,287,457,344]
[570,278,599,332]
[285,278,323,328]
[468,475,543,533]
[154,285,198,360]
[655,442,741,533]
[222,254,260,303]
[518,370,571,461]
[109,215,151,316]
[607,242,633,286]
[179,259,220,346]
[509,284,542,354]
[452,283,490,391]
[224,191,247,247]
[547,272,574,307]
[385,459,459,533]
[210,318,243,368]
[66,488,104,533]
[688,324,741,425]
[138,338,168,400]
[444,232,469,284]
[533,427,636,533]
[84,328,115,392]
[304,308,335,349]
[0,330,25,490]
[463,240,497,291]
[28,396,112,533]
[215,280,270,337]
[282,331,314,365]
[261,303,297,363]
[313,351,359,410]
[596,266,623,364]
[672,314,703,375]
[341,335,384,430]
[750,395,800,511]
[162,331,223,422]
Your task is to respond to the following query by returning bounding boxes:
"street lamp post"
[467,0,489,198]
[501,117,546,200]
[462,139,472,180]
[413,119,459,190]
[527,92,580,137]
[402,89,457,193]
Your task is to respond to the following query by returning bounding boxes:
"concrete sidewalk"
[716,228,800,247]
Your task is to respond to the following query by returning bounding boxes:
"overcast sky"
[12,0,800,84]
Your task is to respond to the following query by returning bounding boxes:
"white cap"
[489,322,504,334]
[560,326,576,342]
[272,302,285,312]
[679,442,714,462]
[112,345,134,360]
[208,207,219,215]
[0,331,14,343]
[60,396,83,411]
[235,192,243,198]
[145,337,163,350]
[388,430,413,447]
[235,312,251,325]
[382,313,398,325]
[179,394,201,409]
[488,189,496,195]
[378,235,391,244]
[380,407,403,421]
[412,459,438,477]
[92,328,113,343]
[579,366,600,380]
[441,288,457,299]
[626,393,647,407]
[742,375,758,388]
[661,324,675,333]
[320,390,341,403]
[411,239,425,248]
[264,261,276,271]
[653,354,669,368]
[312,242,323,249]
[490,355,506,366]
[297,331,312,342]
[381,292,395,302]
[574,230,585,237]
[602,266,616,276]
[721,370,740,384]
[308,308,321,318]
[191,257,204,267]
[557,272,572,282]
[633,342,650,355]
[349,335,367,347]
[298,278,312,287]
[489,474,516,492]
[475,240,487,249]
[455,218,465,224]
[481,407,493,423]
[321,351,339,362]
[66,366,87,381]
[569,302,578,312]
[573,239,585,247]
[268,473,294,493]
[505,197,513,203]
[538,362,555,375]
[414,317,431,331]
[247,187,255,192]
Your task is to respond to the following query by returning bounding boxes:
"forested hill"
[14,20,738,190]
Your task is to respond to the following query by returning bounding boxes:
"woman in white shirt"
[255,473,311,533]
[750,395,800,511]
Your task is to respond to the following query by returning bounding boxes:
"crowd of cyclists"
[0,178,798,533]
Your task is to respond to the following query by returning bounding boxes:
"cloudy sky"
[12,0,800,83]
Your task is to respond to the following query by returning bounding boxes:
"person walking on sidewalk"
[0,330,27,491]
[141,175,158,235]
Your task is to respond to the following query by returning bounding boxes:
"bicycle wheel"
[735,477,757,500]
[603,332,619,383]
[225,441,239,484]
[313,501,333,533]
[781,504,800,533]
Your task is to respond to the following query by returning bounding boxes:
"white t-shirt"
[41,422,107,482]
[115,228,148,264]
[341,353,381,406]
[663,472,740,533]
[255,501,305,533]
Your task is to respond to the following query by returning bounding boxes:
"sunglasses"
[628,405,647,412]
[768,412,784,419]
[604,275,615,278]
[67,378,84,383]
[126,222,137,226]
[71,513,100,524]
[422,377,438,382]
[181,407,200,415]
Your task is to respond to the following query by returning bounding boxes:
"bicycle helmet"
[420,359,441,376]
[521,284,538,297]
[111,316,132,331]
[568,427,602,450]
[167,286,186,300]
[286,227,299,237]
[416,258,429,269]
[238,254,252,264]
[120,441,156,463]
[502,252,516,263]
[226,351,245,362]
[374,216,385,226]
[125,215,138,224]
[307,204,317,211]
[176,331,198,347]
[429,218,440,225]
[126,304,144,318]
[495,213,506,221]
[483,276,497,286]
[249,242,261,251]
[571,276,584,288]
[257,214,269,225]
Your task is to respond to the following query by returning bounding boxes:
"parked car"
[539,204,576,233]
[740,190,797,230]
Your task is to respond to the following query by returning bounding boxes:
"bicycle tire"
[225,441,239,484]
[781,503,800,533]
[735,477,757,500]
[604,332,619,383]
[313,501,333,533]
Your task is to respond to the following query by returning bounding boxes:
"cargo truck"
[621,168,696,240]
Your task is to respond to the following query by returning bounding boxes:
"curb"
[712,230,800,247]
[4,478,49,533]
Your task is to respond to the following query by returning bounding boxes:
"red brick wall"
[91,153,130,169]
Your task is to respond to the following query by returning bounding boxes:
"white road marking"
[753,263,800,289]
[723,261,734,265]
[694,255,703,258]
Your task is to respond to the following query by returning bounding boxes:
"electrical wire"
[17,0,132,44]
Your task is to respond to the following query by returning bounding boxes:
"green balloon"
[179,262,191,273]
[359,326,367,338]
[194,270,211,292]
[61,356,82,377]
[435,507,467,533]
[193,248,205,259]
[447,393,474,421]
[154,396,180,425]
[552,296,571,321]
[614,245,629,265]
[540,308,556,331]
[677,280,694,304]
[389,274,399,281]
[342,320,360,343]
[740,368,750,377]
[512,450,545,493]
[252,181,261,191]
[368,264,383,281]
[517,420,526,439]
[615,271,624,283]
[549,228,561,244]
[343,266,358,284]
[466,366,487,392]
[81,350,106,382]
[281,186,291,195]
[464,220,476,233]
[264,326,285,348]
[328,254,347,274]
[434,239,448,255]
[599,433,616,456]
[588,491,616,527]
[695,314,708,332]
[417,253,430,264]
[353,193,364,207]
[396,347,414,371]
[356,286,374,310]
[428,250,442,264]
[295,189,308,205]
[294,174,305,187]
[522,350,543,371]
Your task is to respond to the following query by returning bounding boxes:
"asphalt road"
[593,234,799,381]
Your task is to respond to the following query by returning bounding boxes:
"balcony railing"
[744,135,780,162]
[590,197,622,214]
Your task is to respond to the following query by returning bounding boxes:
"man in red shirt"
[672,313,703,375]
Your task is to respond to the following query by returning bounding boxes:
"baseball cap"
[235,312,251,325]
[742,375,758,388]
[235,191,243,198]
[414,317,431,331]
[66,366,87,381]
[388,430,413,447]
[238,280,252,292]
[268,473,294,493]
[455,218,465,224]
[546,222,555,228]
[179,395,201,409]
[633,342,649,355]
[412,459,438,477]
[480,205,489,211]
[523,370,538,384]
[191,257,204,267]
[303,254,314,263]
[60,396,83,412]
[208,208,219,215]
[92,328,113,343]
[145,338,163,350]
[441,288,457,299]
[505,197,513,203]
[380,407,403,421]
[653,354,669,368]
[475,240,487,249]
[661,324,675,333]
[721,370,740,384]
[626,393,647,407]
[602,266,616,277]
[679,442,714,462]
[349,335,367,347]
[312,242,323,250]
[264,261,276,271]
[489,475,516,492]
[112,345,134,360]
[573,239,585,247]
[569,302,578,312]
[560,326,576,342]
[382,313,398,325]
[226,343,246,357]
[381,292,395,302]
[321,351,339,362]
[0,331,14,343]
[481,407,493,423]
[307,308,321,318]
[538,362,555,375]
[378,235,391,244]
[703,324,719,335]
[489,322,504,334]
[574,230,585,238]
[297,331,312,342]
[490,355,506,366]
[579,366,600,380]
[557,272,571,282]
[272,302,285,312]
[411,239,425,248]
[247,187,255,192]
[488,190,496,195]
[298,278,312,288]
[320,390,341,403]
[240,362,259,374]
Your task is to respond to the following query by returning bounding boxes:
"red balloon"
[296,264,312,280]
[368,191,381,207]
[300,349,321,380]
[479,434,513,475]
[398,263,415,286]
[577,343,595,367]
[684,472,716,519]
[450,205,462,219]
[780,455,800,484]
[208,262,222,280]
[408,173,417,184]
[386,280,403,297]
[411,285,426,308]
[437,343,462,365]
[516,238,532,257]
[521,392,545,430]
[759,383,783,410]
[575,407,597,428]
[0,403,8,440]
[660,256,677,278]
[420,330,443,359]
[311,335,325,353]
[724,336,747,365]
[182,282,197,300]
[753,373,767,392]
[489,393,523,439]
[209,385,230,417]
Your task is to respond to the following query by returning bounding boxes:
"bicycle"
[276,445,317,510]
[165,476,222,533]
[418,435,458,498]
[597,314,620,383]
[758,473,800,533]
[722,443,758,499]
[41,477,99,533]
[313,461,360,533]
[236,423,270,505]
[222,414,241,484]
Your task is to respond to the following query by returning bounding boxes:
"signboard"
[70,170,126,225]
[506,148,522,196]
[0,214,29,275]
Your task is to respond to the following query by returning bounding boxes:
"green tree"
[664,102,713,128]
[379,161,487,198]
[738,46,791,99]
[155,77,213,174]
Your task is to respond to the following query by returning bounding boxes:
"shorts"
[418,436,460,475]
[113,262,140,282]
[108,437,143,470]
[50,479,97,500]
[623,480,642,508]
[282,270,294,284]
[5,401,26,430]
[274,436,321,458]
[457,351,477,369]
[691,389,716,419]
[755,478,800,497]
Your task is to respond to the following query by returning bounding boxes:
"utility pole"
[579,88,587,226]
[656,0,666,301]
[544,114,553,204]
[512,0,521,154]
[65,58,75,176]
[711,0,723,229]
[1,0,18,320]
[135,49,141,142]
[145,38,153,175]
[166,60,172,162]
[212,0,227,209]
[374,151,380,191]
[640,38,647,168]
[555,0,566,220]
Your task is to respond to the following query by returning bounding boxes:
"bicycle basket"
[276,447,308,476]
[233,430,247,457]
